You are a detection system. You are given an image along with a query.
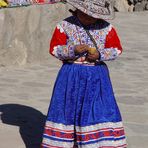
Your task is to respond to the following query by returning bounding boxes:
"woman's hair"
[69,9,78,16]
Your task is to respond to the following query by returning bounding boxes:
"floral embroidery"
[100,47,121,61]
[59,19,111,51]
[51,16,122,62]
[55,44,76,60]
[66,0,114,20]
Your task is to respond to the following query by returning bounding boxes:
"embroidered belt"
[73,61,95,66]
[64,60,102,66]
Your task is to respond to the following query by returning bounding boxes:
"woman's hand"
[74,44,89,55]
[86,50,100,62]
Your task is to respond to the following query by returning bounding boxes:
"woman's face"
[76,9,97,25]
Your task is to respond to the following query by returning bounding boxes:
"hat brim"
[66,0,115,20]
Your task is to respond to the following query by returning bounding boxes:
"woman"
[41,0,127,147]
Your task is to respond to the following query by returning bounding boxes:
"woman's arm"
[50,24,76,60]
[99,27,123,61]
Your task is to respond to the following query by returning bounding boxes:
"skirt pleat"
[41,63,127,148]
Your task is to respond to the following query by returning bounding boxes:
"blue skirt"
[41,63,126,148]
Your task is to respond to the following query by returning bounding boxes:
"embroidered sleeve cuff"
[99,48,121,61]
[53,44,76,60]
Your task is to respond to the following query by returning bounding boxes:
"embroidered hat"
[65,0,115,20]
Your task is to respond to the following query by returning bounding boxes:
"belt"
[73,61,95,66]
[64,60,102,66]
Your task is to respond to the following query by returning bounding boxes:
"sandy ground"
[0,12,148,148]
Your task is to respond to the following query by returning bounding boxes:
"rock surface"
[0,3,70,66]
[114,0,132,12]
[1,2,148,67]
[114,0,148,12]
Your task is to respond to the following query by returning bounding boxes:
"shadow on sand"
[0,104,46,148]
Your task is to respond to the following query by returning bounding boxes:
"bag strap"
[83,28,99,51]
[83,27,101,61]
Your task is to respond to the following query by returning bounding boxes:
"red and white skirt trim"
[41,121,127,148]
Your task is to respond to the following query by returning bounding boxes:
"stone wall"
[114,0,148,12]
[0,2,148,67]
[0,3,70,66]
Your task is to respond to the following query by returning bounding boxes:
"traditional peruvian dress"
[41,16,127,148]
